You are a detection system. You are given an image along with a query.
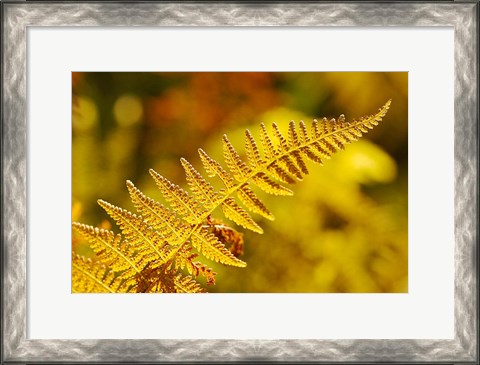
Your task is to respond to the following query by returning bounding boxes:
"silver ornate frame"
[2,1,478,363]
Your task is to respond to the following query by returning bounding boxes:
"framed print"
[2,1,478,363]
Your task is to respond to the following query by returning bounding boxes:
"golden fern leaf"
[149,169,206,224]
[174,273,206,293]
[288,120,300,147]
[288,122,310,174]
[259,122,277,160]
[198,148,235,189]
[73,100,391,293]
[135,263,204,293]
[272,122,289,151]
[266,162,297,184]
[298,120,310,144]
[222,135,251,181]
[271,123,308,180]
[245,129,262,167]
[251,172,293,196]
[209,221,245,257]
[237,185,274,220]
[181,158,221,210]
[279,154,304,180]
[173,244,217,285]
[126,180,190,245]
[212,99,390,232]
[152,100,390,237]
[72,222,140,274]
[290,149,309,175]
[301,144,324,165]
[221,197,263,233]
[72,254,133,293]
[98,199,174,269]
[191,227,247,267]
[245,130,293,195]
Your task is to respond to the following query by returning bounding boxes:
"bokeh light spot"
[73,97,98,132]
[113,94,143,126]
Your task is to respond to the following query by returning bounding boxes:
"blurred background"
[72,72,408,293]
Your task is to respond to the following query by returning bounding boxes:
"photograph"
[2,1,477,363]
[71,72,408,293]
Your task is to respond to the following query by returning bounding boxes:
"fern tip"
[97,199,112,209]
[149,168,161,179]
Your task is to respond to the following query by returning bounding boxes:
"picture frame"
[2,1,478,363]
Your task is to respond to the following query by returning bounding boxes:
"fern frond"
[221,197,263,234]
[181,158,221,210]
[288,120,299,147]
[290,149,309,175]
[251,172,293,196]
[237,185,274,220]
[157,100,390,237]
[310,140,332,160]
[72,254,133,293]
[198,148,235,188]
[311,118,321,138]
[72,222,140,274]
[214,99,390,231]
[259,122,277,160]
[73,100,391,293]
[149,169,206,224]
[174,273,206,293]
[272,122,289,151]
[267,162,297,184]
[278,154,304,180]
[191,227,247,267]
[222,135,251,181]
[135,263,205,293]
[135,264,175,293]
[127,180,190,246]
[210,221,245,257]
[298,120,309,144]
[245,129,262,167]
[301,145,324,165]
[173,244,217,285]
[98,199,174,269]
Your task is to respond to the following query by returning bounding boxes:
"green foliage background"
[72,72,408,293]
